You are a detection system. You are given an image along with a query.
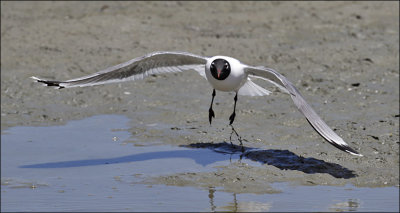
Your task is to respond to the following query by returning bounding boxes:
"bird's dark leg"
[229,93,238,125]
[208,89,216,125]
[229,124,244,152]
[228,92,244,151]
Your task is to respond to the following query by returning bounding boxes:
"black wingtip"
[31,76,64,89]
[305,118,362,156]
[330,142,363,157]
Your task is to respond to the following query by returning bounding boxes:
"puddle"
[1,114,398,211]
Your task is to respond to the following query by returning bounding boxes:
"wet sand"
[1,1,399,190]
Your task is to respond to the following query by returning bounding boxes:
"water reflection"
[329,199,360,212]
[207,187,272,212]
[219,200,272,212]
[208,187,216,212]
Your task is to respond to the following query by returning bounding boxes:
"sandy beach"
[1,1,399,194]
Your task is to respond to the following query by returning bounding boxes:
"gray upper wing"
[32,51,208,88]
[244,65,362,156]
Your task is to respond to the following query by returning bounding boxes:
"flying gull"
[31,51,362,156]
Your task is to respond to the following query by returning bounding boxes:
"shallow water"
[1,115,398,212]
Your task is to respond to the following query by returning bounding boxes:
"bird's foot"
[229,112,236,125]
[209,108,215,125]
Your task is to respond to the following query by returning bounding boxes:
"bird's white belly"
[205,70,246,92]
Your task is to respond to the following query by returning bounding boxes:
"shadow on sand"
[182,142,357,179]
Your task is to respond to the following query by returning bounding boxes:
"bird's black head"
[210,59,230,80]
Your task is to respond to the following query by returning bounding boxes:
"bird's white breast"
[205,56,247,92]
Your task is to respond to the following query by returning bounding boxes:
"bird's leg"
[208,89,216,125]
[228,92,244,151]
[229,124,244,152]
[229,93,238,125]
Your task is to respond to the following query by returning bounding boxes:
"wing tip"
[326,138,363,156]
[345,147,363,157]
[30,76,64,89]
[332,142,363,157]
[304,118,362,156]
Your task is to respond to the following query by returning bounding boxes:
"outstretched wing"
[31,51,208,89]
[244,65,362,156]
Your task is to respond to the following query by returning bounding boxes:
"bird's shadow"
[20,141,356,179]
[182,142,357,179]
[19,148,231,169]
